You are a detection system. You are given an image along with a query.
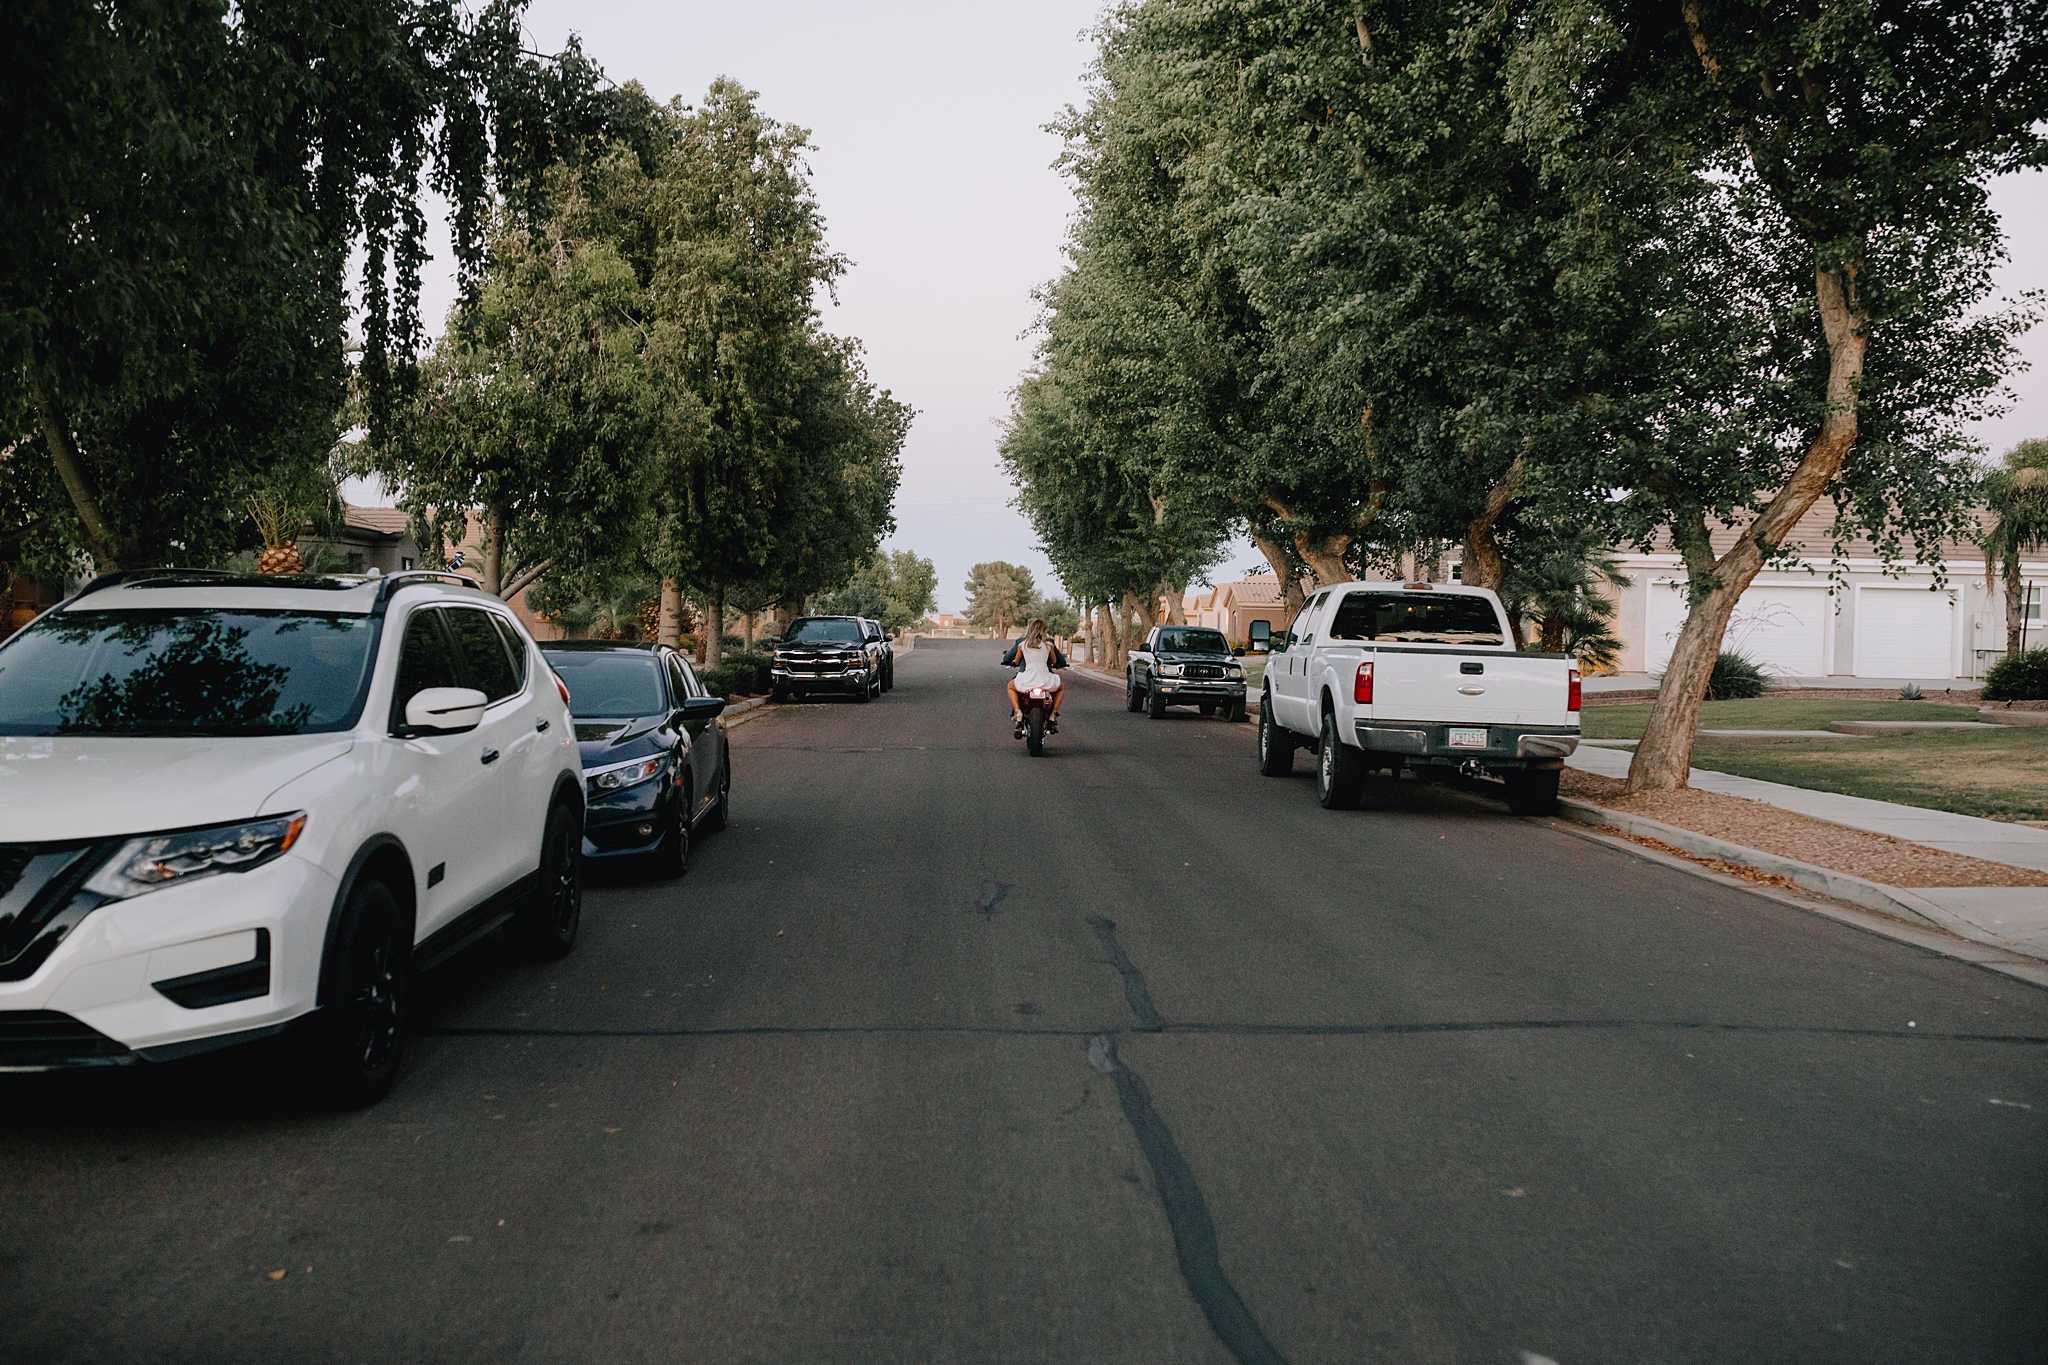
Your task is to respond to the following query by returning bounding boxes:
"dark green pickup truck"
[1125,625,1250,721]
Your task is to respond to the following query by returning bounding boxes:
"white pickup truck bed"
[1257,581,1580,813]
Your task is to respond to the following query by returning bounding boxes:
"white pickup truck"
[1255,580,1580,814]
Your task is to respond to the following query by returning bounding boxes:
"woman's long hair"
[1024,618,1048,648]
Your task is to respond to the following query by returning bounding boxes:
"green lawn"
[1580,698,1982,740]
[1583,700,2046,822]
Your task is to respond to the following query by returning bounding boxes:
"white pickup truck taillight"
[1354,661,1374,704]
[1569,667,1581,712]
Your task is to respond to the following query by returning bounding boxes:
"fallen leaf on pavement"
[267,1270,286,1281]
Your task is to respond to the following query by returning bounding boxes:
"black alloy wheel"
[1146,684,1167,719]
[1316,711,1366,809]
[702,753,732,832]
[651,777,692,878]
[1125,675,1144,712]
[303,878,407,1108]
[511,799,583,960]
[1257,699,1294,777]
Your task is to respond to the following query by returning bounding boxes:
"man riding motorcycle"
[1002,618,1067,737]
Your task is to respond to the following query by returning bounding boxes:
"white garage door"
[1855,587,1955,678]
[1647,581,1830,678]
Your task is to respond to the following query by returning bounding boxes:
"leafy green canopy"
[1,0,613,574]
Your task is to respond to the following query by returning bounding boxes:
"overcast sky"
[374,2,2048,613]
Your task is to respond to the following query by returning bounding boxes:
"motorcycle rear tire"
[1026,710,1045,756]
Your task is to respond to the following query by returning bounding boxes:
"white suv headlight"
[84,813,308,902]
[587,755,667,792]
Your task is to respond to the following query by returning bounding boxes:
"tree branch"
[28,377,123,570]
[499,557,552,602]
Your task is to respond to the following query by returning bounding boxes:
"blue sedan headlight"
[587,755,667,793]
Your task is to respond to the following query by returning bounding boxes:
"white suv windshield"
[0,609,378,736]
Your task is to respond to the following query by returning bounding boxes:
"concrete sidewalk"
[1566,745,2048,960]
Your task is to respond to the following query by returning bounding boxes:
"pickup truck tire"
[1126,675,1144,712]
[1316,713,1366,809]
[1227,698,1248,723]
[1146,685,1167,719]
[1257,702,1295,777]
[1503,768,1561,817]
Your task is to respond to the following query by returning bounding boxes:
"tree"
[817,549,937,633]
[1985,440,2048,655]
[1534,0,2048,792]
[1,0,602,575]
[368,150,666,601]
[1028,595,1082,638]
[965,562,1035,637]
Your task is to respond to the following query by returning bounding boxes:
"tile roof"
[1219,575,1285,608]
[344,506,411,536]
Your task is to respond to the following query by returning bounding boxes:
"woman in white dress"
[1005,617,1066,735]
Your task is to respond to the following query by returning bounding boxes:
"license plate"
[1447,727,1489,748]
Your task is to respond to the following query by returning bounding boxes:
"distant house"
[296,505,423,576]
[1595,505,2044,681]
[1186,573,1299,643]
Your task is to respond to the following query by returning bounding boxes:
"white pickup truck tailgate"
[1371,648,1572,726]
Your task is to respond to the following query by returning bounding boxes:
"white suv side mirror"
[404,686,488,735]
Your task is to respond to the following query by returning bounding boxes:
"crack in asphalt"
[1080,917,1289,1363]
[1087,915,1166,1032]
[1087,1032,1292,1365]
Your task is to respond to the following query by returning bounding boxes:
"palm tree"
[1498,534,1634,669]
[1984,439,2048,655]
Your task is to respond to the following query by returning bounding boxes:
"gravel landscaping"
[1559,768,2048,888]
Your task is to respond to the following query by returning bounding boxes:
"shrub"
[701,651,772,699]
[1983,648,2048,701]
[1897,682,1924,700]
[1704,651,1768,700]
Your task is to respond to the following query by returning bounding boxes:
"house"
[1186,573,1299,644]
[1596,505,2045,681]
[295,505,424,577]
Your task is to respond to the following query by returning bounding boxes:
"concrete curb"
[1544,817,2048,990]
[1978,707,2048,726]
[720,695,773,728]
[1554,796,2044,963]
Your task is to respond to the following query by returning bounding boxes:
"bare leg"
[1006,680,1022,718]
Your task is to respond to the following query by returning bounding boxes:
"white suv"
[0,569,584,1104]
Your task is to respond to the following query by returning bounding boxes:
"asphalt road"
[4,636,2044,1364]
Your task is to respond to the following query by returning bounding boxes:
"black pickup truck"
[1125,625,1250,721]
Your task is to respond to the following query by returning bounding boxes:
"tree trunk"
[481,505,506,596]
[743,611,755,647]
[498,558,551,603]
[1461,448,1528,592]
[658,578,682,648]
[1628,262,1867,793]
[704,581,726,668]
[1252,534,1305,619]
[1164,580,1187,626]
[2003,547,2025,656]
[29,379,124,571]
[1293,533,1351,588]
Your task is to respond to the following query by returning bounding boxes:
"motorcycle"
[1015,683,1056,756]
[1000,654,1059,756]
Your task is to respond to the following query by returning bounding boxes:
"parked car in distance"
[1126,625,1249,721]
[539,642,731,877]
[769,616,885,702]
[0,568,585,1105]
[862,618,896,691]
[1256,580,1579,814]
